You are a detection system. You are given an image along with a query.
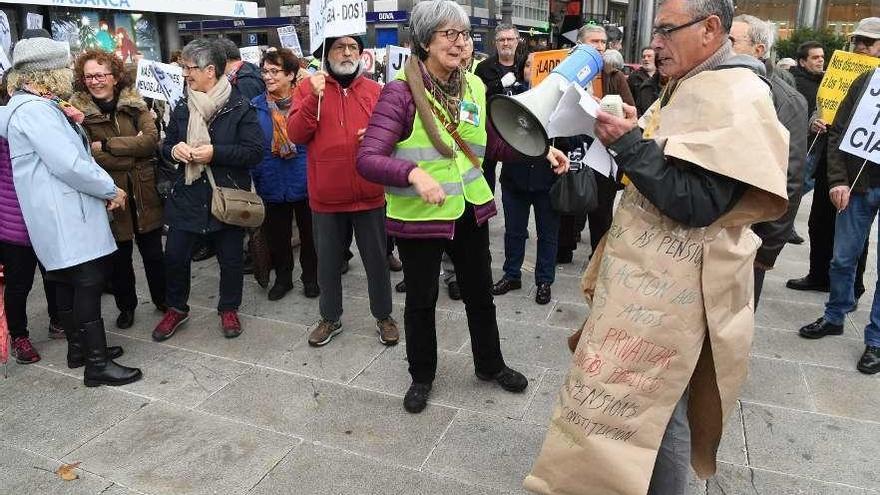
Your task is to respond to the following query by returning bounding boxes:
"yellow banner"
[531,49,569,86]
[816,50,880,123]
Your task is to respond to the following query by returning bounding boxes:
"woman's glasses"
[83,73,112,83]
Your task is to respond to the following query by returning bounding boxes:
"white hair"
[410,0,469,60]
[603,49,624,70]
[733,14,775,54]
[577,24,606,43]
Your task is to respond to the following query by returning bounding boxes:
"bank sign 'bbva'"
[36,0,258,18]
[309,0,368,54]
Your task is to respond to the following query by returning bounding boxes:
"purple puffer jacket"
[0,137,30,246]
[357,80,518,239]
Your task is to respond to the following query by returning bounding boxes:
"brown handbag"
[205,168,265,228]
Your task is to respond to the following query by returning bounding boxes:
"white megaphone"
[488,44,604,157]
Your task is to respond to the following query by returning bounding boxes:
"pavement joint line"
[520,369,549,422]
[419,408,460,471]
[243,441,301,494]
[1,441,152,495]
[737,400,751,467]
[345,341,392,386]
[754,323,864,342]
[798,362,820,413]
[738,399,880,426]
[747,351,867,375]
[715,460,879,493]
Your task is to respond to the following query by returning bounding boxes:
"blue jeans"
[824,189,880,346]
[501,187,560,285]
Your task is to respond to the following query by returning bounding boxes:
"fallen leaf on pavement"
[56,462,81,481]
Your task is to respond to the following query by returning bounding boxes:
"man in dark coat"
[475,23,525,192]
[730,15,808,306]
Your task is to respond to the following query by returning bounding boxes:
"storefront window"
[734,0,799,39]
[825,0,877,36]
[50,9,160,62]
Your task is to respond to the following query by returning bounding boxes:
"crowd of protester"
[0,3,878,422]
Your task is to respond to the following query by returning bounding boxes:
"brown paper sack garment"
[524,68,788,495]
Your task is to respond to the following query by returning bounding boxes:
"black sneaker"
[395,280,407,293]
[404,382,432,413]
[303,282,320,299]
[535,283,552,305]
[476,366,528,393]
[786,276,830,292]
[491,278,521,296]
[798,317,844,339]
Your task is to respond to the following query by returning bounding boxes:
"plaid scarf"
[420,61,463,125]
[267,92,295,159]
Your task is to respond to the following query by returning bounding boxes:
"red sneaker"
[12,336,41,364]
[220,310,242,338]
[152,310,189,342]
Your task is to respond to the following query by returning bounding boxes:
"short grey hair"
[181,39,227,80]
[733,14,774,54]
[577,24,606,43]
[410,0,469,60]
[661,0,734,33]
[603,49,624,70]
[494,23,517,39]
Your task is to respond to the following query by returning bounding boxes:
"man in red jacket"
[288,35,398,348]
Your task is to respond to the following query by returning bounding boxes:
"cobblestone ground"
[1,191,878,495]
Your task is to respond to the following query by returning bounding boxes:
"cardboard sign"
[26,13,43,30]
[135,59,184,108]
[309,0,368,54]
[531,49,568,86]
[239,45,262,65]
[360,48,375,73]
[0,12,10,55]
[816,50,880,124]
[385,44,410,82]
[840,69,880,164]
[277,25,303,57]
[0,46,10,78]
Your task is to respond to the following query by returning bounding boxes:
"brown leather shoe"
[376,317,399,346]
[308,319,342,347]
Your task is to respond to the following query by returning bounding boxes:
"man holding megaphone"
[523,0,790,493]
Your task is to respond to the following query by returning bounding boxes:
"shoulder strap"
[205,166,257,193]
[429,104,481,168]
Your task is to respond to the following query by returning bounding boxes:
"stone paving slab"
[65,401,297,495]
[197,367,457,468]
[706,462,875,495]
[0,442,114,495]
[0,366,148,459]
[741,402,880,489]
[248,441,502,495]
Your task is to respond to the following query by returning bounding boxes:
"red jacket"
[288,74,384,213]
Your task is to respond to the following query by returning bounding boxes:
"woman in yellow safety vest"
[356,0,569,414]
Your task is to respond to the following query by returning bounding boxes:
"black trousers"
[559,173,618,256]
[0,241,59,338]
[111,228,166,311]
[46,257,109,327]
[165,227,245,312]
[264,200,318,286]
[807,160,868,294]
[482,158,498,193]
[396,206,506,384]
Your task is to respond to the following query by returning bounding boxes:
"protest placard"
[277,25,303,57]
[839,68,880,164]
[385,45,410,82]
[239,46,262,66]
[0,46,10,78]
[816,50,880,124]
[308,0,368,54]
[26,13,43,30]
[0,12,10,54]
[360,48,375,73]
[531,49,568,86]
[135,59,184,109]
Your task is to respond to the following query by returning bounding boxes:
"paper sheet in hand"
[584,140,618,178]
[547,84,599,138]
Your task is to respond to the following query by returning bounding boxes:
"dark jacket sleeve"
[828,70,872,190]
[161,101,185,165]
[475,61,505,97]
[608,128,748,228]
[212,105,264,169]
[752,77,809,268]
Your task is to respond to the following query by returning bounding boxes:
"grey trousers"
[312,208,393,323]
[647,391,692,495]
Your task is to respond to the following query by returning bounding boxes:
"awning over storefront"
[21,0,258,18]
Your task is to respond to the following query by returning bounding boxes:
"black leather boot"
[59,310,123,369]
[81,319,142,387]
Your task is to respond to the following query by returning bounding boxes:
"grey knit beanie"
[12,37,69,72]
